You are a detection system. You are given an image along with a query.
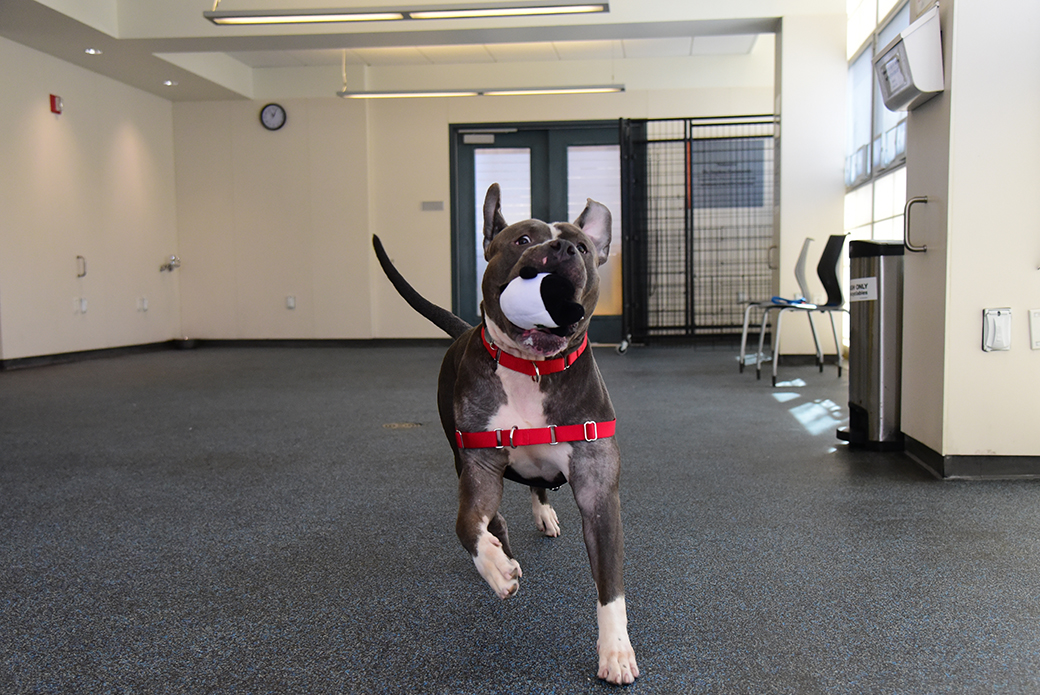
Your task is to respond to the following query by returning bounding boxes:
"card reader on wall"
[873,4,944,111]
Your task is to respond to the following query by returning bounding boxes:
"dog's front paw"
[532,500,561,537]
[473,533,522,599]
[597,639,639,685]
[597,597,639,685]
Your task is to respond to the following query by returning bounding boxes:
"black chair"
[759,234,848,386]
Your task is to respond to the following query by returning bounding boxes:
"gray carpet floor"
[2,343,1040,694]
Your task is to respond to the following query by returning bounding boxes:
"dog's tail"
[372,235,472,340]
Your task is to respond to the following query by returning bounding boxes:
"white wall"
[173,98,372,340]
[774,14,849,356]
[0,36,181,361]
[903,0,1040,457]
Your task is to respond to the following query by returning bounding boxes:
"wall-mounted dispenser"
[873,4,944,111]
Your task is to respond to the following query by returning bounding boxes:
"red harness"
[454,327,616,450]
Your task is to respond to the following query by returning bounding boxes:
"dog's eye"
[577,243,589,254]
[515,235,531,246]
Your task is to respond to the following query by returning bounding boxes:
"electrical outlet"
[1030,309,1040,350]
[286,295,296,310]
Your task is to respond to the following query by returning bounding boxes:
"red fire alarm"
[50,94,63,114]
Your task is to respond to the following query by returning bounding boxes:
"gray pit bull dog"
[372,183,639,685]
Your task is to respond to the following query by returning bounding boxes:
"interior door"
[452,123,622,343]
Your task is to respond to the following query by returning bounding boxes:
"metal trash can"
[837,241,904,449]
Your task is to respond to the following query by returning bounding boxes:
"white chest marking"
[487,367,572,482]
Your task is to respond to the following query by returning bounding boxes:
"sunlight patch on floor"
[789,398,846,436]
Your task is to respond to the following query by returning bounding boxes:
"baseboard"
[0,341,177,371]
[904,435,1040,480]
[0,337,455,371]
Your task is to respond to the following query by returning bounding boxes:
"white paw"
[597,597,639,685]
[532,500,560,538]
[473,533,522,599]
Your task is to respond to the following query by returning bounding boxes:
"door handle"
[904,196,928,253]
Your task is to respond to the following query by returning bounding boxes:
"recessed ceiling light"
[163,80,179,87]
[84,48,103,56]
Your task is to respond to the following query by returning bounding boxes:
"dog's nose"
[550,239,577,257]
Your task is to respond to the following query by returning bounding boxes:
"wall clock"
[259,103,286,131]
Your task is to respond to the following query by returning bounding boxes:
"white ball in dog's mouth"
[500,272,557,330]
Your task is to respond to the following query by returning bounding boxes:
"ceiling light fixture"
[408,3,607,19]
[84,48,103,56]
[336,84,623,99]
[163,80,179,87]
[482,85,623,96]
[337,89,481,99]
[204,1,607,25]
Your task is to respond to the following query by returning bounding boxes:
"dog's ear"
[574,199,612,266]
[482,183,509,257]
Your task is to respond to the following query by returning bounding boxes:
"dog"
[372,183,638,685]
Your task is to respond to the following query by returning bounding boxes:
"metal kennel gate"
[620,116,778,344]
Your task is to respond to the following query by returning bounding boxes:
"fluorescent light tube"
[410,4,607,19]
[205,10,405,24]
[205,2,607,25]
[337,89,481,99]
[336,85,623,98]
[481,85,623,96]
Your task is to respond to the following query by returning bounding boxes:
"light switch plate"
[1030,309,1040,350]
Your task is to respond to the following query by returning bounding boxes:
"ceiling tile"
[351,46,432,66]
[228,51,304,69]
[485,42,561,62]
[418,44,495,64]
[552,40,622,61]
[691,34,759,55]
[622,37,693,59]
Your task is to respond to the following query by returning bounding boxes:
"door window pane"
[567,145,622,315]
[474,148,530,316]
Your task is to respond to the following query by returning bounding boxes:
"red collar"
[481,326,588,380]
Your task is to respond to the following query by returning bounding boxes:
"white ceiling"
[226,34,760,68]
[0,0,784,101]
